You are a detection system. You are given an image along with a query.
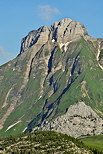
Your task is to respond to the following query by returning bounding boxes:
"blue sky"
[0,0,103,65]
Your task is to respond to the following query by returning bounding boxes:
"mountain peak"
[0,17,103,138]
[51,18,88,43]
[51,18,72,29]
[20,18,88,54]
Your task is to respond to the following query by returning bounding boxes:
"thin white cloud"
[0,47,10,59]
[38,5,60,21]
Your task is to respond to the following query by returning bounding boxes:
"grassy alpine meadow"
[80,135,103,153]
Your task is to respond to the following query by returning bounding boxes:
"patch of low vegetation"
[0,131,93,154]
[80,135,103,154]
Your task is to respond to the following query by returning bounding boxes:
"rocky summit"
[0,18,103,138]
[20,18,88,53]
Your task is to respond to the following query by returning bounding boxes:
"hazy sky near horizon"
[0,0,103,65]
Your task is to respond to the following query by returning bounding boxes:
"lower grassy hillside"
[80,135,103,153]
[0,131,93,154]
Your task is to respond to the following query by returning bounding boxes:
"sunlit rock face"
[20,18,88,53]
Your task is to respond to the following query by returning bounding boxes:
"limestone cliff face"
[51,18,88,43]
[20,18,88,53]
[0,18,103,137]
[20,26,50,53]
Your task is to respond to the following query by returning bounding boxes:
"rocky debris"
[0,75,4,81]
[20,18,88,53]
[0,103,16,130]
[66,101,98,118]
[38,102,103,138]
[1,87,13,109]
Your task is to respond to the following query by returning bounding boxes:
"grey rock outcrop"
[51,18,88,43]
[20,26,50,53]
[20,18,88,53]
[38,102,103,138]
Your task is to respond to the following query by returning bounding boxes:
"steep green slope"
[26,38,103,132]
